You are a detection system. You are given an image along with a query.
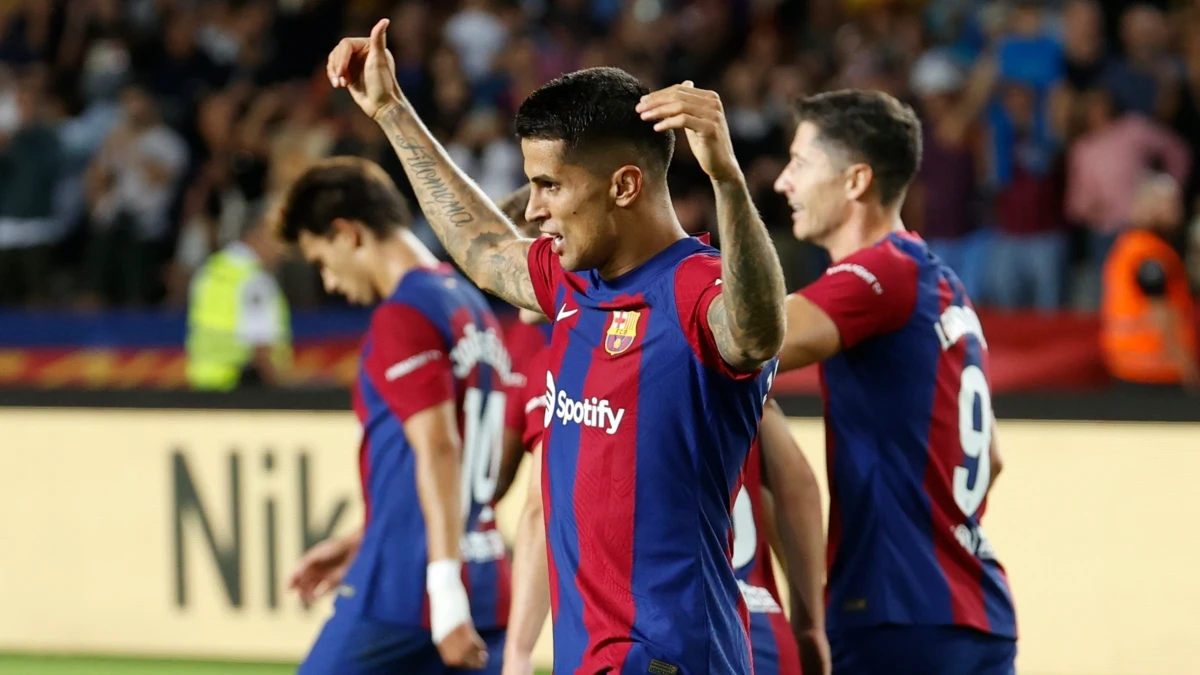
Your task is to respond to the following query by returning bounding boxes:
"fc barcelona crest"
[604,311,641,355]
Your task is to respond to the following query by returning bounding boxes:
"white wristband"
[427,559,471,644]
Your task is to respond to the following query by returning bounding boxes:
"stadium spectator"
[987,78,1068,312]
[1102,4,1177,121]
[1066,86,1191,307]
[1100,174,1199,393]
[905,50,988,302]
[0,66,62,307]
[81,84,188,307]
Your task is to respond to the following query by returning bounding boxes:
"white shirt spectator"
[443,7,508,82]
[94,124,189,241]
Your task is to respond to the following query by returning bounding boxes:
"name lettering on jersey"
[604,310,641,355]
[450,324,516,384]
[952,523,997,561]
[826,263,883,294]
[738,580,783,614]
[385,349,443,380]
[934,305,988,352]
[545,372,626,435]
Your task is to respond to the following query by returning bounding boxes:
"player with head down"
[771,90,1017,675]
[327,18,788,675]
[279,157,512,675]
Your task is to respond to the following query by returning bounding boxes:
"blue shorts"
[831,625,1016,675]
[299,608,506,675]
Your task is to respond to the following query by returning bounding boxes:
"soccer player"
[771,90,1016,674]
[280,157,511,674]
[741,400,831,675]
[327,19,787,675]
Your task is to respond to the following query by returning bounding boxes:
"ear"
[844,163,874,202]
[330,218,363,246]
[611,165,644,208]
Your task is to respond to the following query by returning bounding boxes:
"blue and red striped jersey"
[527,235,777,675]
[732,439,801,675]
[798,231,1017,639]
[346,265,512,631]
[504,320,552,452]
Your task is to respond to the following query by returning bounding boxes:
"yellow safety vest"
[185,248,292,391]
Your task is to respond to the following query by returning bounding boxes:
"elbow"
[746,318,787,364]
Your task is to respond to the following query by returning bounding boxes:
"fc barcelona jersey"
[527,235,777,675]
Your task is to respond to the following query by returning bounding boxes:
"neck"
[821,204,906,262]
[368,228,442,299]
[598,191,688,279]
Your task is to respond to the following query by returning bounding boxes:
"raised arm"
[327,19,539,311]
[637,82,787,372]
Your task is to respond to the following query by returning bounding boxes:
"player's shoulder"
[671,241,723,292]
[816,232,923,294]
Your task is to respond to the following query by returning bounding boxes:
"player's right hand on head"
[288,536,357,604]
[437,622,489,670]
[327,18,403,120]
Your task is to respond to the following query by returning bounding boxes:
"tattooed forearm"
[708,177,788,371]
[376,105,540,311]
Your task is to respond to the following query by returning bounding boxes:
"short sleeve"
[799,243,920,350]
[1135,259,1168,297]
[363,304,455,421]
[674,253,757,380]
[235,272,285,346]
[527,237,562,318]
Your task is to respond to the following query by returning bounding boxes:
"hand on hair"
[636,81,742,184]
[327,19,404,121]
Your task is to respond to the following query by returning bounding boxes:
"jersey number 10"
[954,364,992,519]
[460,386,507,520]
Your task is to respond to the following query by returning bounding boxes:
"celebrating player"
[771,90,1016,674]
[280,157,511,674]
[327,18,787,674]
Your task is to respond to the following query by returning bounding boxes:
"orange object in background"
[1101,230,1198,384]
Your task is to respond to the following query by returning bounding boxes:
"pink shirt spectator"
[1067,114,1192,234]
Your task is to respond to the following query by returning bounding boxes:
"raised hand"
[327,18,403,120]
[636,81,742,184]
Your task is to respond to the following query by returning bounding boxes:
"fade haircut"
[275,157,413,243]
[793,89,922,207]
[514,66,674,177]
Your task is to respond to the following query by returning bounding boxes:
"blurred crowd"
[1,0,1199,313]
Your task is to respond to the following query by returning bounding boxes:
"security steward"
[1101,174,1199,393]
[185,207,292,390]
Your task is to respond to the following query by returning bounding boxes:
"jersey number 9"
[954,365,992,519]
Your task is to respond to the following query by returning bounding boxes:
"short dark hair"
[792,89,922,206]
[275,157,413,243]
[514,66,674,176]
